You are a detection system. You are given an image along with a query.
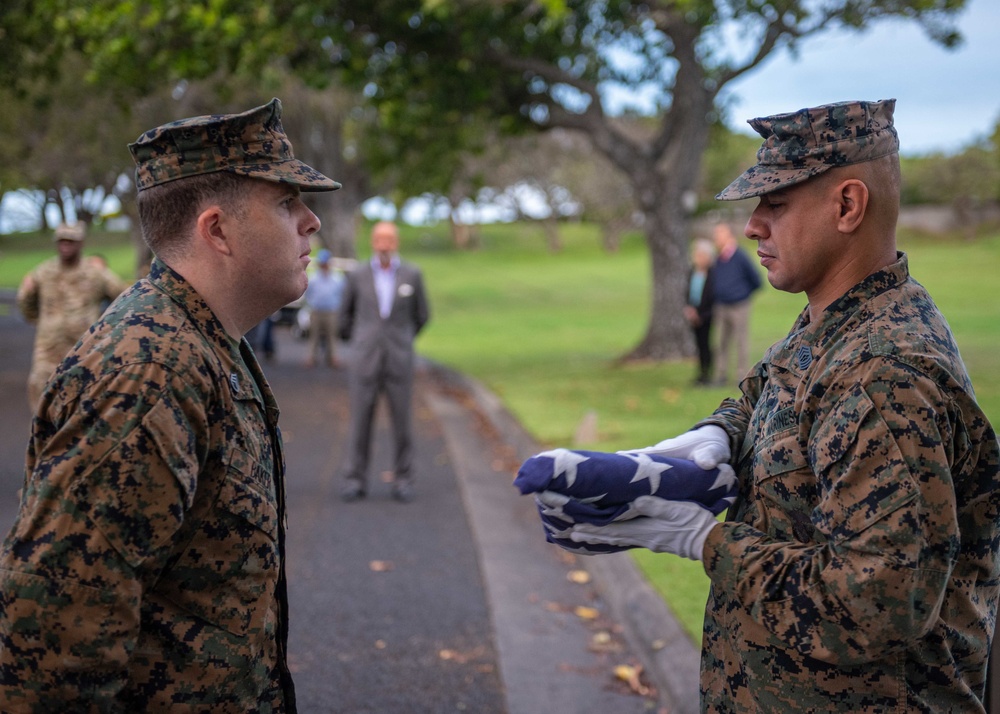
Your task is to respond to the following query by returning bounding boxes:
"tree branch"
[483,46,602,110]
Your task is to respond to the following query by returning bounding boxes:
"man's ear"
[836,179,869,234]
[194,205,234,257]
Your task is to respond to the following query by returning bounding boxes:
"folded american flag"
[515,448,737,553]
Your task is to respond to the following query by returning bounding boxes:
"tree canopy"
[2,0,970,359]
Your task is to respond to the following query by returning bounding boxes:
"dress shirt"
[372,255,399,319]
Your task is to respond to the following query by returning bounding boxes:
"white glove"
[618,425,730,470]
[567,496,719,561]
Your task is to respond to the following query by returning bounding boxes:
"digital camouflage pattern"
[695,254,1000,712]
[16,255,127,407]
[129,97,341,193]
[0,259,296,713]
[716,99,900,201]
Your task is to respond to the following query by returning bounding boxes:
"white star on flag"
[709,464,737,494]
[620,452,674,494]
[536,449,590,488]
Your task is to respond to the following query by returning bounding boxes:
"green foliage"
[901,128,1000,205]
[0,0,975,361]
[699,121,763,210]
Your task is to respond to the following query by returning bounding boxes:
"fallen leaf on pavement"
[567,569,591,584]
[588,630,621,654]
[613,664,651,696]
[369,560,394,572]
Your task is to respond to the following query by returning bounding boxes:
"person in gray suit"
[338,221,430,502]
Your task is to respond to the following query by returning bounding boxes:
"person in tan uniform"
[0,98,340,713]
[16,222,127,407]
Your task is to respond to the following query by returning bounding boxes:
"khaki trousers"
[713,299,753,385]
[308,309,339,365]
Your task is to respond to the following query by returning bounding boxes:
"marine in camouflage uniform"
[558,100,1000,711]
[697,250,999,711]
[0,98,340,712]
[15,222,127,407]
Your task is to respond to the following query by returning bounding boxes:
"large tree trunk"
[622,198,694,362]
[617,97,712,362]
[536,16,717,364]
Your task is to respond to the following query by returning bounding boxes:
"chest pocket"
[809,382,918,542]
[743,402,819,544]
[755,432,818,543]
[156,447,279,638]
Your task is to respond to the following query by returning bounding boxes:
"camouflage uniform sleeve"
[695,359,768,459]
[0,362,207,711]
[15,270,40,323]
[702,362,957,666]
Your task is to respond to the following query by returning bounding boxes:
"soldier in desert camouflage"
[15,222,127,407]
[555,100,1000,711]
[0,98,339,712]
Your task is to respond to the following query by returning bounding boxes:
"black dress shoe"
[340,481,366,502]
[391,482,414,503]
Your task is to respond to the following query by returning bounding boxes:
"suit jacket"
[338,259,430,381]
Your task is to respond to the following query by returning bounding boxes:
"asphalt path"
[0,298,679,714]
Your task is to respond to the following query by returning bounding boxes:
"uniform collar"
[767,252,910,375]
[148,258,274,411]
[149,258,237,357]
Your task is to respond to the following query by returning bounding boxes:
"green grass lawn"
[3,222,998,642]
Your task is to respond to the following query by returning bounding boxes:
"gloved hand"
[566,496,720,561]
[618,425,730,470]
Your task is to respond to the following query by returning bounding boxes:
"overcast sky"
[719,0,1000,155]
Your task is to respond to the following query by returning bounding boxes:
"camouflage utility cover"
[694,254,1000,711]
[16,256,127,407]
[53,223,86,241]
[129,97,341,193]
[0,260,296,712]
[717,99,899,201]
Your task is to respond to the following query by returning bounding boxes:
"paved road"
[0,300,678,713]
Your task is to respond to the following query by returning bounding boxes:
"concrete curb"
[423,360,701,714]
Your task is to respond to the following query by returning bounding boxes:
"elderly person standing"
[16,222,127,408]
[684,238,717,386]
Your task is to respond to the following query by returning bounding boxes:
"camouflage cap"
[54,223,86,241]
[716,99,899,201]
[128,98,341,193]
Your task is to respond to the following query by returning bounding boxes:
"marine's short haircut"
[136,172,249,261]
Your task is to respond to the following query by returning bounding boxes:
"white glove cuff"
[687,516,719,561]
